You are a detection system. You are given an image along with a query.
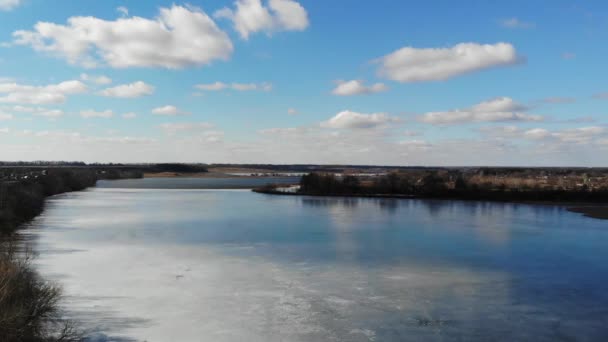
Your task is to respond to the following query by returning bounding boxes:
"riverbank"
[0,168,140,341]
[253,188,608,220]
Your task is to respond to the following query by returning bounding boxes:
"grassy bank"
[0,169,102,341]
[0,167,148,341]
[0,243,80,342]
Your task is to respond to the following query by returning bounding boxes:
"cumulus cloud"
[13,5,233,69]
[331,80,388,96]
[321,110,396,129]
[195,82,272,91]
[122,112,137,119]
[500,18,534,29]
[214,0,309,39]
[376,42,520,83]
[152,105,189,116]
[80,73,112,85]
[287,108,298,115]
[0,80,87,104]
[0,0,21,11]
[98,81,155,98]
[420,97,542,124]
[80,109,113,118]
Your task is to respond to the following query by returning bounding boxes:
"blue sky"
[0,0,607,165]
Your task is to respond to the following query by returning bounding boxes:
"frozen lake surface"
[25,178,608,341]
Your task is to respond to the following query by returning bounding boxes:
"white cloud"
[331,80,388,96]
[523,128,550,140]
[80,109,113,118]
[0,80,87,104]
[482,125,606,145]
[551,126,605,143]
[470,96,527,112]
[40,110,63,118]
[500,18,534,29]
[3,105,63,118]
[196,82,228,91]
[152,105,189,116]
[13,5,233,69]
[420,97,542,125]
[214,0,309,40]
[398,139,433,151]
[232,82,272,91]
[159,122,215,135]
[98,81,155,98]
[287,108,298,115]
[117,6,129,17]
[520,126,606,144]
[0,112,13,120]
[80,73,112,85]
[376,42,520,83]
[195,82,272,91]
[34,108,63,118]
[0,127,8,133]
[321,110,396,129]
[258,127,300,135]
[0,0,21,11]
[122,112,137,119]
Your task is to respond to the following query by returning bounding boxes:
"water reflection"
[23,180,608,342]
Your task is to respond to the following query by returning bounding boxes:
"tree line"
[0,169,99,235]
[298,172,608,203]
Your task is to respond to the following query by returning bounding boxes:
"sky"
[0,0,607,166]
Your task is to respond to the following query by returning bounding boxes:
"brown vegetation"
[0,244,80,342]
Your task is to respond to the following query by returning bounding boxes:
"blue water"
[27,178,608,341]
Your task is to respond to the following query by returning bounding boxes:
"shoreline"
[143,171,300,178]
[252,189,608,220]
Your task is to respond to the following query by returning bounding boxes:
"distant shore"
[144,172,235,178]
[144,168,303,179]
[252,188,608,220]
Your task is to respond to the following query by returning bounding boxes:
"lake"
[24,178,608,341]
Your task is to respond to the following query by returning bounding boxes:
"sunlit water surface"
[24,178,608,341]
